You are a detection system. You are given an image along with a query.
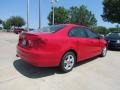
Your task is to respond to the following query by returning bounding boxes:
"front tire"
[100,46,107,57]
[60,52,76,73]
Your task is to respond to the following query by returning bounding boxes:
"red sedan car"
[16,24,107,72]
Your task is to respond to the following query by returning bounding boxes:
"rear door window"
[69,27,87,38]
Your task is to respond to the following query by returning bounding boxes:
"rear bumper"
[17,45,60,67]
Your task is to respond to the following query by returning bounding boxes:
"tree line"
[92,26,120,35]
[0,16,25,30]
[48,0,120,26]
[48,5,97,27]
[0,0,119,34]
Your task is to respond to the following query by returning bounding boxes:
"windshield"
[39,25,65,33]
[106,33,120,38]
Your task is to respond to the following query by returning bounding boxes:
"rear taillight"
[18,33,46,48]
[18,33,25,44]
[28,39,46,48]
[28,40,33,47]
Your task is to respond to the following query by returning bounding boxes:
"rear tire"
[60,52,76,73]
[100,46,107,57]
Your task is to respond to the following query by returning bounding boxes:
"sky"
[0,0,117,29]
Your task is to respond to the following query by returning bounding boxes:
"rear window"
[39,25,65,33]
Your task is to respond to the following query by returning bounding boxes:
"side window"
[85,29,97,38]
[69,27,87,38]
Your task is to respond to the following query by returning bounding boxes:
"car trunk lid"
[18,32,49,48]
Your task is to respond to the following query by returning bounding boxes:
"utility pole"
[51,0,59,25]
[38,0,41,29]
[52,3,55,25]
[27,0,30,32]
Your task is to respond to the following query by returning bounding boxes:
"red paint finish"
[16,24,107,67]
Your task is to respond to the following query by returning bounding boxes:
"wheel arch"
[66,49,77,59]
[59,49,78,65]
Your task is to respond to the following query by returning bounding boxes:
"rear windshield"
[39,25,65,33]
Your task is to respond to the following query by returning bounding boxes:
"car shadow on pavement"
[14,57,99,79]
[75,56,99,67]
[13,59,60,78]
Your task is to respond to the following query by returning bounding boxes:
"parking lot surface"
[0,32,120,90]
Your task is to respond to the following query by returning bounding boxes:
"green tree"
[102,0,120,24]
[3,20,11,30]
[68,6,79,23]
[92,26,108,35]
[108,27,120,33]
[48,5,97,27]
[3,16,25,30]
[9,16,25,27]
[69,5,97,27]
[48,7,69,25]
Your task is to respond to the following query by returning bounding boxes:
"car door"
[85,28,101,57]
[69,27,92,61]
